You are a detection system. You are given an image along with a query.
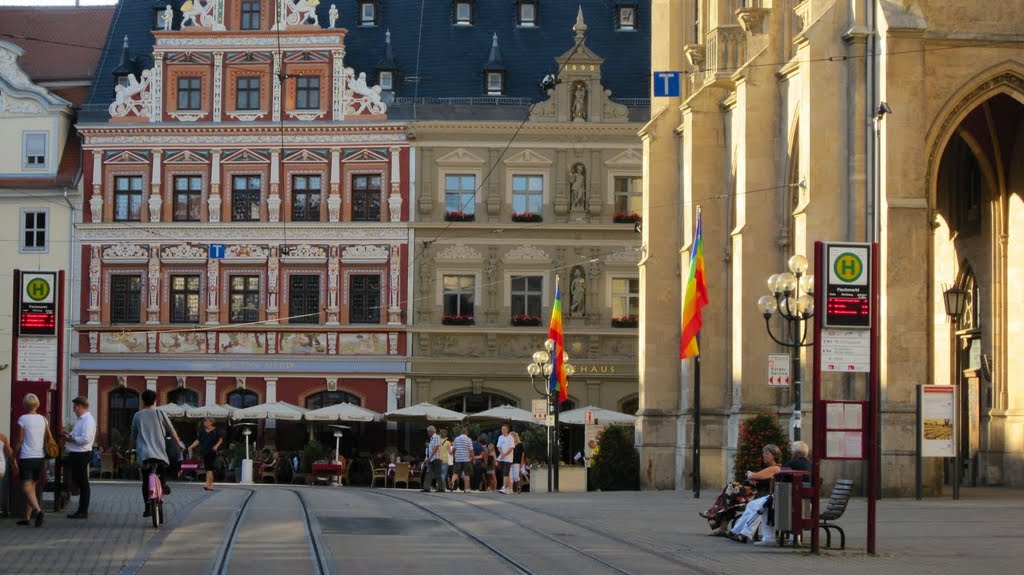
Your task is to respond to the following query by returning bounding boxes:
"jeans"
[68,451,92,513]
[425,459,445,492]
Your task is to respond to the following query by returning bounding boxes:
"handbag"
[44,423,59,459]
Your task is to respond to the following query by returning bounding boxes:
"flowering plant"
[445,211,475,222]
[733,414,791,482]
[511,314,542,326]
[442,314,474,325]
[511,211,543,223]
[611,315,639,328]
[613,211,641,223]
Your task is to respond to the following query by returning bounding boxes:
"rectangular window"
[232,175,261,221]
[619,6,636,30]
[486,72,503,95]
[443,275,475,318]
[511,275,543,318]
[173,175,203,221]
[295,76,320,110]
[351,174,381,221]
[20,209,48,253]
[240,1,261,30]
[349,274,381,324]
[229,275,260,323]
[114,175,144,221]
[360,1,376,25]
[512,175,544,215]
[519,2,536,26]
[23,132,47,169]
[110,275,142,324]
[236,77,260,111]
[288,275,320,324]
[614,176,643,214]
[176,77,202,110]
[291,175,321,221]
[444,174,476,216]
[170,275,201,323]
[612,277,640,319]
[379,70,394,91]
[455,2,472,24]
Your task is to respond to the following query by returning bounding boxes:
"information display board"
[19,272,58,336]
[824,244,871,329]
[823,401,866,460]
[920,385,957,458]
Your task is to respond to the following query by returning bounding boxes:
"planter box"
[445,212,475,222]
[442,316,475,326]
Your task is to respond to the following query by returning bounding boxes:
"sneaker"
[754,538,777,547]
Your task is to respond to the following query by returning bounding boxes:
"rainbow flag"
[680,211,709,358]
[548,279,568,403]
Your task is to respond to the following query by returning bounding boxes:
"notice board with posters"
[919,385,957,458]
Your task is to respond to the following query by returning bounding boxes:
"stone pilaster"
[209,148,222,221]
[205,377,217,406]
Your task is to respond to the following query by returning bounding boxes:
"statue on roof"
[161,5,173,31]
[285,0,320,26]
[181,0,214,28]
[329,4,339,28]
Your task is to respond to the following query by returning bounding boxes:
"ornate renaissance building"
[641,0,1024,493]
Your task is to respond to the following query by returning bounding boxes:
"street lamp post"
[757,254,815,441]
[527,338,575,493]
[941,284,967,501]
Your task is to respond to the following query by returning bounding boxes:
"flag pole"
[552,275,561,493]
[692,205,702,498]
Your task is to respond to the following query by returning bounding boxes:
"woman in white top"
[13,393,47,526]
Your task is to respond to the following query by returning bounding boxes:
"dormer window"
[379,70,394,91]
[617,4,637,31]
[360,1,377,26]
[455,2,473,25]
[486,72,504,96]
[518,1,538,27]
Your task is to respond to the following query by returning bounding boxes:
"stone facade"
[642,0,1024,493]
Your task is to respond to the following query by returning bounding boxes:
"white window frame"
[510,174,545,216]
[611,173,643,215]
[518,2,537,27]
[23,132,48,170]
[440,273,479,318]
[443,172,478,216]
[504,271,548,317]
[486,72,503,95]
[436,164,483,212]
[19,208,49,254]
[360,1,376,25]
[607,274,640,319]
[618,6,636,30]
[455,2,473,25]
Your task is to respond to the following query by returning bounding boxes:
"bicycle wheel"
[158,501,165,525]
[151,499,160,528]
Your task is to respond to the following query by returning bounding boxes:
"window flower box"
[611,315,639,328]
[442,314,475,325]
[613,211,641,224]
[511,211,543,223]
[445,211,475,222]
[511,314,542,326]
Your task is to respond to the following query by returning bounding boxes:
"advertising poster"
[921,385,957,457]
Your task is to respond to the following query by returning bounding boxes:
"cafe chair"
[370,463,387,487]
[393,462,411,489]
[99,454,115,479]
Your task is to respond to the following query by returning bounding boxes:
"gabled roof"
[0,6,114,84]
[0,41,73,112]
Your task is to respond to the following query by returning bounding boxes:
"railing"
[703,26,746,84]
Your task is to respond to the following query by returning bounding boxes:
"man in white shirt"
[63,396,96,519]
[496,425,514,494]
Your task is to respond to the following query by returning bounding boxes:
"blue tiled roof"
[86,0,650,112]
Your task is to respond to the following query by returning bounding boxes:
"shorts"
[453,461,474,476]
[500,461,512,474]
[511,463,521,482]
[18,458,45,482]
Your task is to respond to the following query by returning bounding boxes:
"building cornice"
[409,121,644,137]
[77,223,409,243]
[76,123,408,148]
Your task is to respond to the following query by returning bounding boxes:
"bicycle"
[142,460,166,528]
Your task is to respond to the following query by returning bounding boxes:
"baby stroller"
[700,481,755,532]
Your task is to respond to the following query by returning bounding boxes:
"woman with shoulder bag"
[13,393,50,527]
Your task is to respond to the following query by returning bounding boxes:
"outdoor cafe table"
[179,459,199,480]
[310,463,344,485]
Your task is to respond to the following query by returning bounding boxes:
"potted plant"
[511,314,542,326]
[442,314,475,325]
[733,414,790,481]
[613,211,641,224]
[445,210,475,222]
[591,424,639,491]
[511,211,543,223]
[611,315,639,328]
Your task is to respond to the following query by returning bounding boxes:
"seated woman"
[725,444,784,542]
[702,444,782,537]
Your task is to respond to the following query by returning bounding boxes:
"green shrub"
[733,414,791,482]
[591,424,639,491]
[301,439,327,474]
[517,425,549,464]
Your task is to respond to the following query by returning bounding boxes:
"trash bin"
[774,470,811,542]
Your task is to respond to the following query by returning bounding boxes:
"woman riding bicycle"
[130,389,182,517]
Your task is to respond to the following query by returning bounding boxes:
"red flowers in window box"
[511,314,542,326]
[611,315,639,328]
[613,211,641,224]
[511,211,543,223]
[442,314,475,325]
[445,211,475,222]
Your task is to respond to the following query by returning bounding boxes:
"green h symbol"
[839,259,857,276]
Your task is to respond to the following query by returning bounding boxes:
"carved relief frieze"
[281,243,328,263]
[341,244,389,264]
[160,243,208,263]
[502,245,551,264]
[435,244,484,263]
[101,243,150,263]
[224,244,270,262]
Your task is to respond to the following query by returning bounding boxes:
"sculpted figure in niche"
[569,163,587,210]
[570,266,586,316]
[572,82,587,120]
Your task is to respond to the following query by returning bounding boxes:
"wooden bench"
[818,479,854,549]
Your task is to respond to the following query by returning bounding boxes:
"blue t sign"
[209,244,225,259]
[653,71,681,97]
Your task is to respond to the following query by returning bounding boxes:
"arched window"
[227,389,259,409]
[620,395,639,417]
[168,387,200,407]
[108,388,139,444]
[439,392,518,414]
[305,390,361,410]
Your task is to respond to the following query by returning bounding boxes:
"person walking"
[438,429,452,490]
[452,426,474,493]
[420,426,445,492]
[188,418,223,491]
[63,396,96,519]
[510,431,526,493]
[130,389,183,515]
[496,424,515,494]
[12,393,50,526]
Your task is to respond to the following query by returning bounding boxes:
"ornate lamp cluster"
[527,338,575,493]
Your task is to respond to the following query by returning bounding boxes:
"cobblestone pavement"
[0,481,1019,575]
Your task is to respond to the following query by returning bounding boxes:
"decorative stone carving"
[388,245,402,325]
[267,193,281,222]
[226,111,262,122]
[147,249,161,323]
[329,4,339,28]
[435,244,483,263]
[109,70,155,119]
[281,244,327,263]
[267,248,280,323]
[102,243,150,263]
[502,245,550,264]
[212,52,223,122]
[224,244,269,261]
[388,193,403,223]
[569,163,587,210]
[572,81,588,121]
[342,67,387,115]
[326,248,340,324]
[206,258,219,323]
[569,265,586,317]
[88,246,101,324]
[605,247,641,265]
[180,0,216,27]
[389,332,398,355]
[284,0,320,26]
[736,7,769,34]
[88,331,98,353]
[161,5,173,30]
[341,244,389,264]
[161,243,207,263]
[0,92,42,114]
[89,195,103,223]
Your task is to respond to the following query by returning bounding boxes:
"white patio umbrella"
[558,405,637,426]
[464,405,539,426]
[304,402,382,422]
[156,403,189,417]
[233,400,308,421]
[185,404,238,419]
[384,402,465,424]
